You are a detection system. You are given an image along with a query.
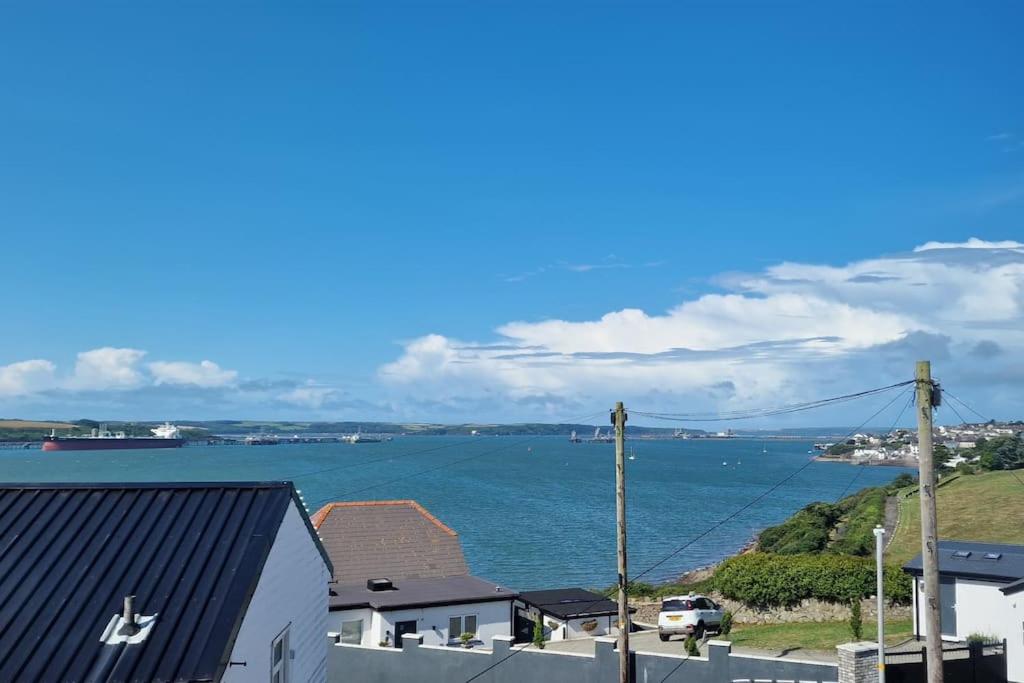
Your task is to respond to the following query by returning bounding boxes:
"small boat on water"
[628,447,636,461]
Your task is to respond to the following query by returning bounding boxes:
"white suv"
[657,594,723,641]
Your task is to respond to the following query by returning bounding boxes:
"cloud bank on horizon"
[2,238,1022,424]
[380,238,1024,423]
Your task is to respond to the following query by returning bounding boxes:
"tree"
[933,444,952,471]
[719,611,733,635]
[532,614,545,650]
[849,599,863,640]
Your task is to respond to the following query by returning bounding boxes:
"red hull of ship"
[41,438,184,452]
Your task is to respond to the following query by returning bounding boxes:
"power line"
[632,380,915,423]
[941,389,990,423]
[833,387,915,503]
[940,391,1024,489]
[465,388,914,682]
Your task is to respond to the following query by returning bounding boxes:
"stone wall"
[632,594,911,626]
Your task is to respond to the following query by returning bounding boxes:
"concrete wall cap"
[836,641,878,653]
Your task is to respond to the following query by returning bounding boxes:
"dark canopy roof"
[518,588,629,620]
[312,500,469,582]
[0,481,329,683]
[904,540,1024,583]
[331,575,517,611]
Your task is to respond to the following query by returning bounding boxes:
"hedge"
[712,552,911,608]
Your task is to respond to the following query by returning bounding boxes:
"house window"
[271,627,289,683]
[340,619,363,645]
[448,614,478,641]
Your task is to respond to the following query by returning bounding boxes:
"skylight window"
[952,550,972,558]
[984,553,1002,560]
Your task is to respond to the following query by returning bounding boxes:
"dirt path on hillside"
[883,495,900,550]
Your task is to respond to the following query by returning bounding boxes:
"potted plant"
[581,619,598,633]
[459,632,475,648]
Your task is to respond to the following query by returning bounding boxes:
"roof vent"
[984,552,1003,560]
[367,578,394,592]
[952,550,972,558]
[100,595,157,645]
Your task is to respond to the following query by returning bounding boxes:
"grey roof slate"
[312,500,469,583]
[904,540,1024,583]
[331,575,517,611]
[0,481,329,683]
[518,588,627,619]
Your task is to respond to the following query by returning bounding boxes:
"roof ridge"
[310,500,459,537]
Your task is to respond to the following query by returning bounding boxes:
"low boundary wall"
[327,633,839,683]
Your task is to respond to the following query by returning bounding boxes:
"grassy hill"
[0,419,73,429]
[888,470,1024,565]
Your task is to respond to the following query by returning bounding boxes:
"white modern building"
[905,540,1024,683]
[313,500,517,649]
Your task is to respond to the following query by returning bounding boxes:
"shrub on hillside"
[757,502,840,554]
[977,437,1024,471]
[885,473,916,492]
[713,552,911,608]
[831,488,886,556]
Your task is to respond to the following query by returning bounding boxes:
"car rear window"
[661,599,693,611]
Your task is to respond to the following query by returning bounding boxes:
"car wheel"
[694,622,705,640]
[659,633,669,642]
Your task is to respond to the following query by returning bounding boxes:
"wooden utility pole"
[915,361,943,682]
[613,401,630,683]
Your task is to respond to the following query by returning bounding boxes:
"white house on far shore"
[312,500,517,649]
[905,540,1024,683]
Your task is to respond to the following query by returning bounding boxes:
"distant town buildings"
[827,421,1023,464]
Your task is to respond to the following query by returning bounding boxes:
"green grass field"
[888,470,1024,566]
[723,618,913,651]
[0,419,74,429]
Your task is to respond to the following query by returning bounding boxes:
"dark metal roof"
[904,540,1024,583]
[517,588,627,620]
[312,500,469,583]
[0,481,330,683]
[330,575,517,611]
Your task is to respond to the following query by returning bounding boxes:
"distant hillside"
[1,418,699,440]
[181,420,692,437]
[888,470,1024,565]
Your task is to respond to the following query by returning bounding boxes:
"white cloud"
[149,360,238,388]
[381,238,1024,419]
[0,359,58,397]
[277,382,337,409]
[68,347,147,390]
[913,237,1024,252]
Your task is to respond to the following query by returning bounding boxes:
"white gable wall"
[223,501,331,683]
[1006,595,1024,683]
[328,600,512,648]
[954,578,1009,639]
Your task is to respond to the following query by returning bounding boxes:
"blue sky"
[1,2,1022,425]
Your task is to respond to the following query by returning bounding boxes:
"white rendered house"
[312,500,516,649]
[905,540,1024,683]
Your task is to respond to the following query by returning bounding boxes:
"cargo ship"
[41,423,185,451]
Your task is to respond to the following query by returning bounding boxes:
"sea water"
[0,436,912,589]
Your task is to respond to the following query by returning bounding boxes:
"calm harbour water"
[0,436,911,590]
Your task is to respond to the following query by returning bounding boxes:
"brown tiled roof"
[312,500,469,583]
